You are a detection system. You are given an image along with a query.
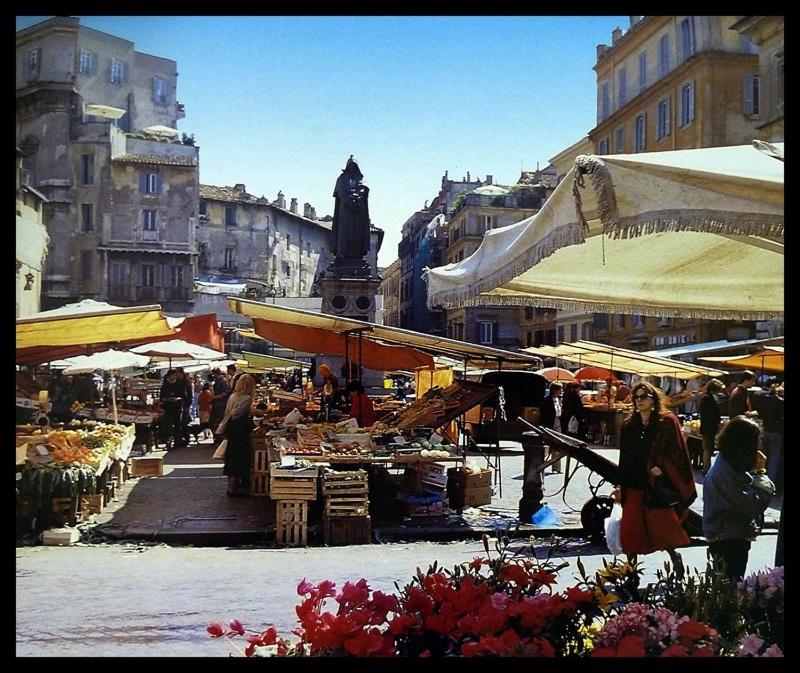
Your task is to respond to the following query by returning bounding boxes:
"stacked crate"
[270,464,318,546]
[446,467,493,509]
[321,469,371,545]
[250,441,271,497]
[405,462,448,516]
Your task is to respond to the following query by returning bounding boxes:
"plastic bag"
[282,408,303,427]
[567,415,579,434]
[604,502,624,555]
[212,439,228,460]
[531,504,561,526]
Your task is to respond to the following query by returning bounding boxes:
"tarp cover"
[16,301,174,355]
[524,340,725,379]
[251,318,434,372]
[62,349,151,375]
[699,346,784,373]
[425,143,783,320]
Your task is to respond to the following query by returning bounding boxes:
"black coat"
[699,392,721,438]
[539,394,558,429]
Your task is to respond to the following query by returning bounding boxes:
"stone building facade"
[587,15,768,351]
[16,16,197,313]
[16,150,49,317]
[378,258,401,327]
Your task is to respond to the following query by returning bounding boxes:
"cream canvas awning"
[523,340,725,379]
[426,142,783,320]
[227,297,543,366]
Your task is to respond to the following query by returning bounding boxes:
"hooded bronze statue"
[330,156,371,276]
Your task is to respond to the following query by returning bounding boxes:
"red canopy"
[574,366,618,382]
[251,318,433,371]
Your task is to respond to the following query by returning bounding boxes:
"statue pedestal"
[318,275,383,391]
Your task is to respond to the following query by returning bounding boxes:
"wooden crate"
[463,485,492,507]
[324,497,369,517]
[323,515,371,546]
[269,466,318,501]
[252,448,270,474]
[130,456,164,477]
[276,500,308,546]
[51,497,78,527]
[79,493,104,518]
[251,471,269,497]
[321,470,369,496]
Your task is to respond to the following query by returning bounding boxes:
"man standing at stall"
[728,370,756,417]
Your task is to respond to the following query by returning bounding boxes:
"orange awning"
[251,318,433,371]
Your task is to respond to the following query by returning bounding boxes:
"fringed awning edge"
[430,292,783,322]
[425,221,586,309]
[575,154,784,240]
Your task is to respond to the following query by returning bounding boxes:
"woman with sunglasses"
[612,381,697,577]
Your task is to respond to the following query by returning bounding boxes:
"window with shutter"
[81,204,93,232]
[656,97,671,140]
[615,126,625,153]
[79,49,93,74]
[659,34,670,77]
[142,264,156,287]
[145,172,159,194]
[110,59,126,84]
[618,68,627,109]
[143,210,157,231]
[679,17,695,61]
[81,154,94,185]
[570,323,578,342]
[27,48,41,76]
[743,74,760,116]
[638,51,647,92]
[152,76,168,103]
[634,113,647,152]
[679,80,695,126]
[600,82,610,120]
[557,325,565,342]
[225,205,237,226]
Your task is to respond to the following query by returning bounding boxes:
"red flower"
[565,586,594,605]
[616,634,647,657]
[343,627,392,657]
[244,641,256,657]
[500,563,530,586]
[693,645,716,657]
[677,620,709,640]
[207,622,225,638]
[388,613,417,636]
[661,643,689,657]
[469,556,486,571]
[402,586,435,616]
[316,579,337,599]
[366,590,398,624]
[297,578,314,595]
[592,646,618,657]
[228,619,245,636]
[424,607,459,635]
[529,569,558,588]
[337,579,370,610]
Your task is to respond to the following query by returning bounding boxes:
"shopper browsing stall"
[345,380,376,428]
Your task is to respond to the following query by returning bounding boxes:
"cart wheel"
[581,495,615,543]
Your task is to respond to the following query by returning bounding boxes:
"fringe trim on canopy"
[431,292,783,322]
[574,154,785,240]
[425,221,586,309]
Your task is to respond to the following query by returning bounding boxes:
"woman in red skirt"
[612,381,697,578]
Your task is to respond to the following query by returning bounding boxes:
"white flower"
[252,644,279,657]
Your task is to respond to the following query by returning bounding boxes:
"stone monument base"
[319,275,383,391]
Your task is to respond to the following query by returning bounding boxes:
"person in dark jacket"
[703,415,774,580]
[160,369,187,448]
[751,378,784,488]
[561,382,586,440]
[540,382,564,473]
[728,370,756,417]
[699,378,724,475]
[613,382,697,578]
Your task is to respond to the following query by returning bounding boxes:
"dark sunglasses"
[633,392,652,401]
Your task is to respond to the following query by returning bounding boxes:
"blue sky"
[17,15,628,267]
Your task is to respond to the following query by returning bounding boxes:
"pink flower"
[228,619,245,636]
[763,644,784,657]
[207,622,225,638]
[297,578,314,595]
[739,634,765,656]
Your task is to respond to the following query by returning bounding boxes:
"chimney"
[303,202,311,218]
[466,171,471,182]
[611,27,623,45]
[275,191,286,209]
[310,206,316,220]
[597,43,609,59]
[485,174,493,185]
[290,197,298,214]
[234,183,246,193]
[629,16,641,28]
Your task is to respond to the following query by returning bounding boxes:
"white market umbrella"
[63,349,151,422]
[141,124,179,138]
[84,104,126,120]
[426,142,783,320]
[131,339,226,362]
